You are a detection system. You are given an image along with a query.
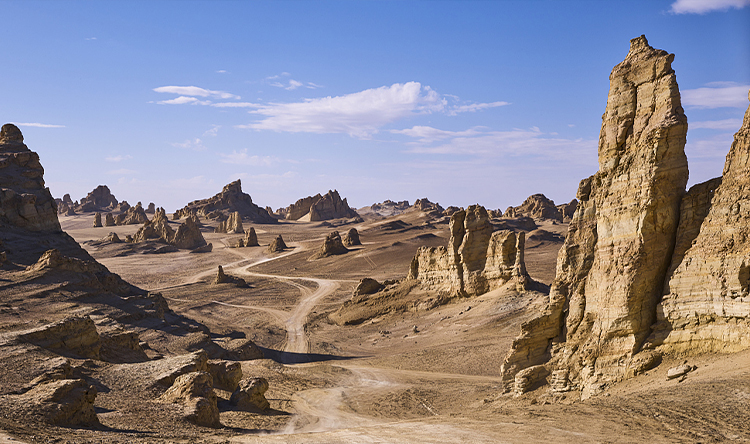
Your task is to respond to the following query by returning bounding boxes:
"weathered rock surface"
[243,227,259,247]
[213,265,247,287]
[357,200,411,217]
[312,231,349,259]
[161,371,220,428]
[174,180,275,224]
[267,235,287,253]
[104,212,116,226]
[556,199,578,222]
[503,194,563,221]
[408,205,528,297]
[649,92,750,354]
[353,278,384,296]
[283,190,359,221]
[173,217,208,250]
[501,35,689,396]
[21,378,99,426]
[93,212,102,227]
[0,124,61,232]
[115,204,148,225]
[229,377,270,412]
[342,227,361,246]
[145,202,155,214]
[207,360,242,391]
[412,198,444,215]
[215,211,244,234]
[77,185,118,213]
[222,338,264,361]
[20,316,101,359]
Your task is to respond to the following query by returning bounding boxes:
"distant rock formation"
[501,36,690,397]
[0,124,61,232]
[503,194,564,221]
[173,217,208,250]
[408,205,528,297]
[357,200,411,217]
[77,185,118,213]
[312,231,349,259]
[130,209,208,251]
[215,211,244,234]
[244,227,259,247]
[145,202,155,214]
[114,204,148,225]
[556,199,578,222]
[281,190,359,221]
[214,265,247,287]
[104,212,116,226]
[649,91,750,354]
[93,212,102,228]
[342,228,361,246]
[267,235,287,253]
[174,180,276,224]
[412,198,444,215]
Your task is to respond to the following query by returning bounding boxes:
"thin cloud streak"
[13,122,65,128]
[682,84,750,109]
[153,85,240,100]
[670,0,750,13]
[690,119,744,130]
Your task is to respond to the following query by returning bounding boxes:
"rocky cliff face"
[282,190,359,221]
[0,124,61,232]
[501,35,689,397]
[175,180,276,224]
[649,92,750,354]
[408,205,528,297]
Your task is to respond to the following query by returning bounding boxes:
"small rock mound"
[312,231,349,259]
[354,278,384,296]
[267,235,287,253]
[342,228,361,246]
[503,193,563,221]
[214,265,248,287]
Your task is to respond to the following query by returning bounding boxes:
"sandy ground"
[2,211,748,443]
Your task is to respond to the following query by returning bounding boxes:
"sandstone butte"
[500,35,750,399]
[279,189,359,221]
[174,179,276,224]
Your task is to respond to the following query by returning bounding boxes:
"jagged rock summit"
[501,35,690,398]
[280,190,359,221]
[503,194,572,222]
[174,180,276,224]
[77,185,118,212]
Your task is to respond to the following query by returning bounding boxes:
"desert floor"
[6,211,747,443]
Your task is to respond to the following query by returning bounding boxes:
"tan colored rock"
[556,199,578,222]
[284,190,359,221]
[357,200,410,217]
[104,212,115,226]
[20,316,101,359]
[412,198,444,214]
[215,210,244,234]
[115,204,148,225]
[22,378,99,426]
[161,371,220,428]
[267,235,287,253]
[172,217,208,250]
[501,35,689,396]
[145,202,155,214]
[312,231,349,259]
[503,194,562,221]
[174,179,276,224]
[0,124,61,232]
[342,227,361,246]
[229,377,270,412]
[77,185,118,212]
[650,92,750,354]
[207,360,243,391]
[93,212,102,227]
[214,265,247,287]
[353,278,384,296]
[118,200,130,212]
[222,338,264,361]
[243,227,259,246]
[408,205,526,297]
[154,351,209,386]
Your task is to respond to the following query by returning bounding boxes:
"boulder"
[215,211,244,234]
[174,179,276,224]
[666,364,695,380]
[229,377,270,412]
[312,231,349,259]
[22,379,99,426]
[222,338,264,361]
[161,371,220,428]
[207,360,243,391]
[342,228,361,246]
[20,316,101,359]
[267,235,287,253]
[93,212,102,227]
[501,35,689,396]
[154,351,209,386]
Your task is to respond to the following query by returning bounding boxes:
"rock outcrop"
[357,200,411,217]
[312,231,349,259]
[648,91,750,354]
[0,124,61,232]
[354,278,384,296]
[115,204,148,225]
[21,378,99,426]
[229,377,270,412]
[243,227,259,247]
[172,217,208,250]
[77,185,118,212]
[214,211,244,234]
[282,190,359,221]
[267,235,287,253]
[161,371,220,428]
[93,212,102,227]
[408,205,528,297]
[556,199,578,222]
[412,198,444,215]
[214,265,247,287]
[104,212,116,226]
[145,202,155,214]
[342,227,361,246]
[174,180,276,224]
[503,194,563,222]
[500,35,689,397]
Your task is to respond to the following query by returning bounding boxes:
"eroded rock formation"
[282,190,359,221]
[93,212,102,227]
[312,231,349,259]
[503,194,563,221]
[408,205,528,297]
[174,180,276,224]
[267,235,287,253]
[77,185,118,212]
[342,227,361,246]
[501,35,689,397]
[161,371,220,428]
[229,377,270,412]
[215,211,244,234]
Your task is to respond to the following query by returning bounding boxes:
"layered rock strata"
[500,35,689,397]
[174,180,276,224]
[215,211,244,234]
[408,205,528,297]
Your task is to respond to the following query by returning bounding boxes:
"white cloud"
[391,126,484,143]
[448,101,510,115]
[203,125,220,137]
[85,37,97,41]
[682,83,750,109]
[157,96,212,105]
[219,149,277,166]
[216,70,227,73]
[211,102,262,108]
[105,155,133,162]
[153,85,240,100]
[172,138,207,151]
[306,82,323,89]
[13,122,65,128]
[238,82,446,138]
[671,0,750,13]
[691,118,744,130]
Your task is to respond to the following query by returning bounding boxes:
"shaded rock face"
[357,200,410,217]
[503,194,563,221]
[412,198,444,214]
[104,212,116,226]
[115,204,148,225]
[313,231,349,258]
[174,180,276,224]
[650,92,750,354]
[501,35,689,397]
[408,205,528,297]
[0,124,61,232]
[145,202,155,214]
[215,211,244,234]
[243,227,259,247]
[77,185,118,212]
[172,217,208,250]
[267,235,287,253]
[207,360,242,391]
[557,199,578,222]
[342,227,361,246]
[93,212,102,227]
[283,190,359,221]
[354,278,384,296]
[20,316,101,359]
[161,371,220,428]
[229,377,270,412]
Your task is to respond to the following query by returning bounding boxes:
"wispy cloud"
[682,83,750,109]
[269,78,322,91]
[85,37,97,41]
[13,122,65,128]
[211,102,262,108]
[153,85,240,100]
[172,138,207,151]
[157,96,212,105]
[216,70,227,74]
[238,82,446,138]
[691,118,744,130]
[670,0,750,14]
[448,101,510,115]
[220,149,277,166]
[105,154,133,162]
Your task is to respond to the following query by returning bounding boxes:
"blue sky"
[2,0,749,212]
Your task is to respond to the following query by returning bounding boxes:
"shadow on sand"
[258,346,362,365]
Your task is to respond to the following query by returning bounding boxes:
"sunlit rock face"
[501,35,689,396]
[650,91,750,354]
[0,123,62,232]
